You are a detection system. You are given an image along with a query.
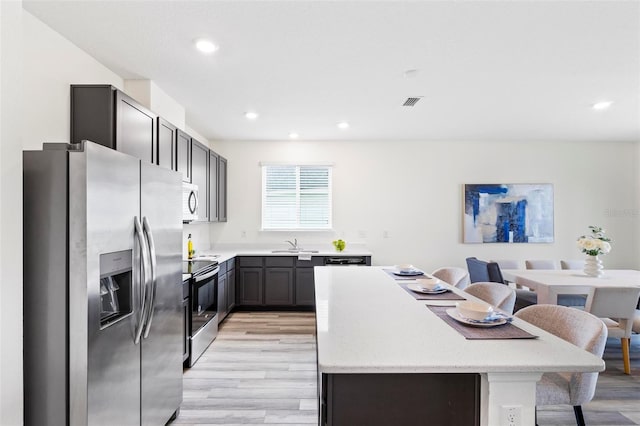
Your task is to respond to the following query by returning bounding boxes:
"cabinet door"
[295,268,316,306]
[182,297,190,363]
[157,118,176,171]
[239,268,263,305]
[227,267,236,311]
[209,151,219,222]
[191,140,209,221]
[70,85,116,148]
[218,273,228,321]
[115,91,157,164]
[218,156,227,222]
[265,268,294,305]
[176,129,191,182]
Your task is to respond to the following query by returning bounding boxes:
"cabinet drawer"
[265,256,294,267]
[226,258,235,270]
[238,256,264,267]
[219,261,227,275]
[295,257,325,268]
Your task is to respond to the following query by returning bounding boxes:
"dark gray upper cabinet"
[218,156,227,222]
[157,118,177,171]
[176,129,191,183]
[209,151,219,222]
[71,85,157,164]
[191,139,209,221]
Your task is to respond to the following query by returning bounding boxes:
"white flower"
[582,239,597,250]
[577,226,612,256]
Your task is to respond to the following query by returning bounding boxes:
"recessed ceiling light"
[194,39,218,54]
[337,121,350,129]
[592,101,613,110]
[289,132,299,139]
[245,111,259,120]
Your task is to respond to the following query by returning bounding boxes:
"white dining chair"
[561,259,584,270]
[491,259,521,270]
[585,286,640,375]
[514,305,607,426]
[464,282,516,315]
[525,259,559,270]
[431,267,470,289]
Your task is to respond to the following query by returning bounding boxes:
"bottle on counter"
[187,234,194,259]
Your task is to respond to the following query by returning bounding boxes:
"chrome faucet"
[285,238,299,250]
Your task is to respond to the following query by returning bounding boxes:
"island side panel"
[321,373,481,426]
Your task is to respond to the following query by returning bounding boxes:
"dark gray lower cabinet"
[295,268,315,305]
[264,268,294,305]
[238,268,263,305]
[227,267,235,311]
[236,255,371,308]
[217,272,228,320]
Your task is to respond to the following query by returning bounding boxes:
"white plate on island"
[445,308,508,327]
[407,283,447,294]
[393,269,425,276]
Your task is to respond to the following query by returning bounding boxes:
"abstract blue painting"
[463,184,554,243]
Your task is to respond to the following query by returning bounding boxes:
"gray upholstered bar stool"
[515,305,607,426]
[431,267,470,289]
[464,282,516,315]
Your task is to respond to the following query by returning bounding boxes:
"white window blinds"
[262,164,332,230]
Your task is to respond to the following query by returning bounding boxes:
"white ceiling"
[23,0,640,142]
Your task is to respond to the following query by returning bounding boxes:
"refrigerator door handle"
[142,217,158,338]
[134,216,150,345]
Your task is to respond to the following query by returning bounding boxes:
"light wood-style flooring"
[172,311,640,425]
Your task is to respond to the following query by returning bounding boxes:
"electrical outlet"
[500,405,522,426]
[241,230,246,238]
[383,230,390,239]
[358,230,367,238]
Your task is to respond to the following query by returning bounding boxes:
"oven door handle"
[134,216,150,345]
[142,217,157,339]
[194,266,220,283]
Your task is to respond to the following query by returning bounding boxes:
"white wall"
[21,11,124,149]
[210,139,640,272]
[1,3,25,425]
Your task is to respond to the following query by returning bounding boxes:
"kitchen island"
[314,267,605,426]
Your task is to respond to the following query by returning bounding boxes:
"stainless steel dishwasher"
[324,256,370,266]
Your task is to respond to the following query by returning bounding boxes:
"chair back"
[431,267,470,289]
[465,257,505,284]
[560,259,584,270]
[585,286,640,338]
[464,282,516,314]
[525,259,558,270]
[515,304,607,405]
[491,259,520,270]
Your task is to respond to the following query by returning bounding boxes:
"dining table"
[501,269,640,305]
[314,266,605,426]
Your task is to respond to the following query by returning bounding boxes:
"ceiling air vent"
[402,97,423,107]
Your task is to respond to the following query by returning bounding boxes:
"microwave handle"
[188,190,198,214]
[142,217,157,339]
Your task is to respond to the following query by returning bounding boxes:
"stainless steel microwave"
[183,182,199,222]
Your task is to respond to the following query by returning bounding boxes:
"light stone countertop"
[314,266,606,375]
[192,244,373,265]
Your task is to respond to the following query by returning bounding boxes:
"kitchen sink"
[271,249,319,253]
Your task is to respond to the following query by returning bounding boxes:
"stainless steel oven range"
[183,259,219,367]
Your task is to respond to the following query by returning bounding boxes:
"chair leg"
[622,337,631,375]
[573,406,586,426]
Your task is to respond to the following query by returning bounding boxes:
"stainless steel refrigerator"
[23,141,183,425]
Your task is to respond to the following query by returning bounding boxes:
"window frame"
[261,163,333,231]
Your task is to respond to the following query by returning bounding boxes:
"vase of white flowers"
[577,226,611,277]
